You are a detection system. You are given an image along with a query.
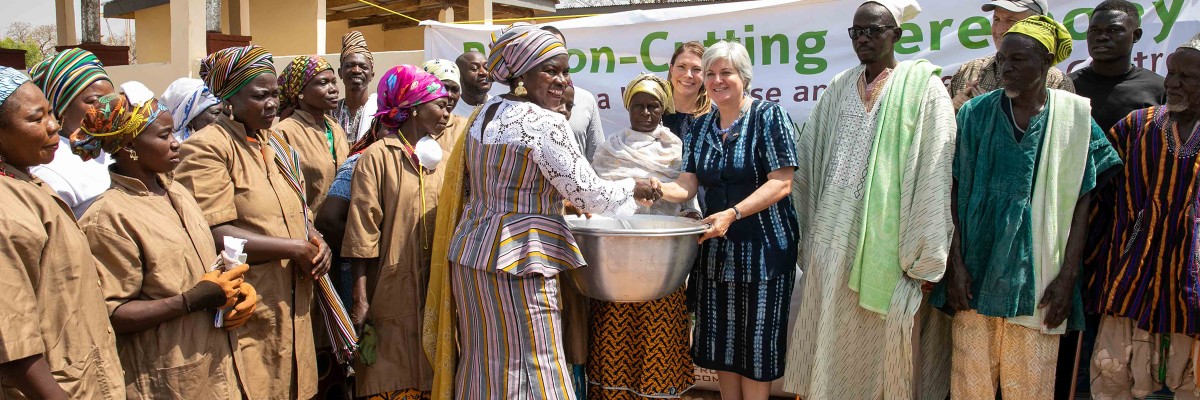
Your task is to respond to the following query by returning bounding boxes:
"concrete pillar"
[81,0,101,43]
[206,0,222,32]
[469,0,493,24]
[55,0,78,46]
[315,0,327,54]
[171,0,208,76]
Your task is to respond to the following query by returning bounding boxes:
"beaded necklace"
[1158,108,1200,158]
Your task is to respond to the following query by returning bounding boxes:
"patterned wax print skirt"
[588,288,694,399]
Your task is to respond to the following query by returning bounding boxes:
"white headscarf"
[1181,32,1200,52]
[161,78,220,140]
[864,0,921,24]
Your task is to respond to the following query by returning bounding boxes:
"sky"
[2,0,131,42]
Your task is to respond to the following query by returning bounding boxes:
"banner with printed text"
[423,0,1198,395]
[424,0,1197,134]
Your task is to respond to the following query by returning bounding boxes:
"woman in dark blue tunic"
[657,40,799,400]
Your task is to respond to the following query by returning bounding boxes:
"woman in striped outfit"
[440,23,661,399]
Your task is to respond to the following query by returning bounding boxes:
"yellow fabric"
[1004,15,1072,65]
[422,105,483,400]
[622,73,674,114]
[950,310,1059,400]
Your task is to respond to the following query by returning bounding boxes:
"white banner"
[425,0,1197,134]
[423,0,1197,395]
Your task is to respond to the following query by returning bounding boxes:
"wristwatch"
[731,206,742,220]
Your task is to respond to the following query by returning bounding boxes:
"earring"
[125,147,139,161]
[514,81,528,97]
[299,94,306,100]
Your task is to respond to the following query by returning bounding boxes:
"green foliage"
[0,37,45,67]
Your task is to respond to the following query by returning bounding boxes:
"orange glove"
[201,264,248,309]
[224,282,258,330]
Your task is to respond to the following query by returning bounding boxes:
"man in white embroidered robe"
[781,1,956,399]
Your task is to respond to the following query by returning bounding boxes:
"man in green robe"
[930,16,1122,399]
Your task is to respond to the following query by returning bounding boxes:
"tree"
[5,22,57,60]
[0,37,44,67]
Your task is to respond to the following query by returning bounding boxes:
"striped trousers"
[451,263,577,400]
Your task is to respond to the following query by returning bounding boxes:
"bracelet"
[731,206,742,220]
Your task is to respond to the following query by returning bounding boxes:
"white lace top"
[469,96,638,215]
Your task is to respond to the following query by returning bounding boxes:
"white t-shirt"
[30,136,114,217]
[452,93,492,118]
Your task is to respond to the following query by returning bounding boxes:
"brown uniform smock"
[79,172,243,399]
[274,109,349,212]
[174,118,317,400]
[0,163,124,400]
[342,116,462,396]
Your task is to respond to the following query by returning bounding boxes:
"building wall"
[384,26,424,51]
[134,4,171,64]
[326,20,387,53]
[274,50,425,94]
[249,0,323,56]
[105,50,424,97]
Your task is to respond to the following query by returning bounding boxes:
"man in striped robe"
[1086,33,1200,400]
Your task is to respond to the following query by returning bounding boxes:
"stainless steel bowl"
[564,215,707,302]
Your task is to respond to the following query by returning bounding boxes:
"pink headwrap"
[373,65,447,129]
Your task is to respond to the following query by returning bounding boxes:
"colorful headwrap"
[1181,32,1200,52]
[279,55,334,110]
[71,82,168,161]
[422,59,461,86]
[199,45,276,100]
[486,23,567,85]
[373,65,447,128]
[28,48,111,118]
[1005,15,1073,65]
[623,73,674,114]
[341,31,374,63]
[0,66,30,107]
[161,78,220,136]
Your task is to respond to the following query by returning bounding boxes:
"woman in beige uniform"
[174,45,332,400]
[275,55,349,212]
[72,84,260,399]
[343,65,455,400]
[0,66,125,399]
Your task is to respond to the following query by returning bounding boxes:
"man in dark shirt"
[1066,1,1165,398]
[1070,0,1165,131]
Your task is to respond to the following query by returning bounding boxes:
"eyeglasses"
[848,25,897,40]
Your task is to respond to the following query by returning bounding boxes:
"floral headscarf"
[373,65,447,129]
[279,55,334,110]
[71,88,168,161]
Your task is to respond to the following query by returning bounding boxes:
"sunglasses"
[848,25,897,40]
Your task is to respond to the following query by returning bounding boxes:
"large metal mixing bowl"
[564,215,707,302]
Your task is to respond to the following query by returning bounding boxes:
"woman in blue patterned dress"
[657,40,800,400]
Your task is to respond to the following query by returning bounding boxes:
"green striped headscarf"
[199,45,276,100]
[28,48,111,118]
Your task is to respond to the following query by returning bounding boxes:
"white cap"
[864,0,922,24]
